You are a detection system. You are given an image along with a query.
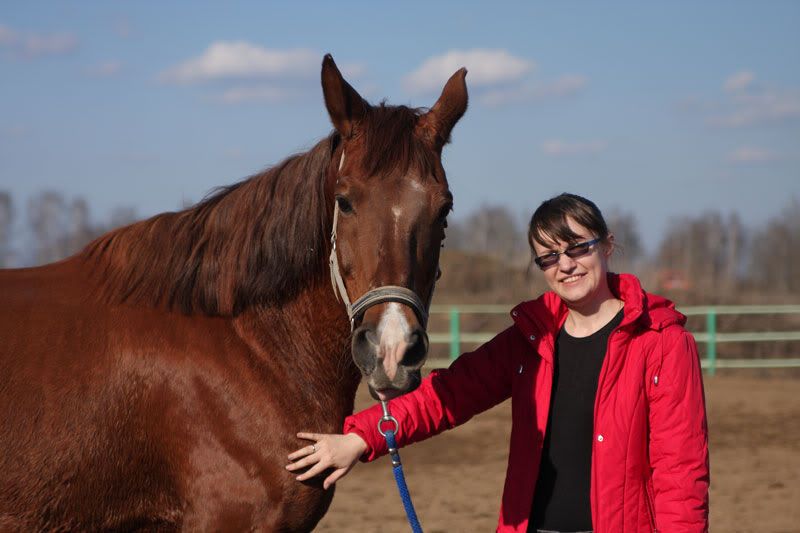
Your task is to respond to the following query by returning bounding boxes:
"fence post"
[449,307,460,361]
[706,309,717,376]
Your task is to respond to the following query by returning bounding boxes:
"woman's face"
[531,216,613,309]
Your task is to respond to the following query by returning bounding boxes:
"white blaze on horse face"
[390,204,405,243]
[391,205,403,221]
[391,205,404,236]
[377,302,410,381]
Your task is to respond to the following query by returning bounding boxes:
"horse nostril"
[402,329,429,368]
[351,326,378,375]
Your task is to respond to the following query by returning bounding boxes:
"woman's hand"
[286,432,368,489]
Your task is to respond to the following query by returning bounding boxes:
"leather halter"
[328,149,432,331]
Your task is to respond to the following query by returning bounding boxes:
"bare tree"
[655,211,748,297]
[723,212,747,286]
[28,191,68,265]
[606,208,643,274]
[447,205,524,263]
[750,199,800,293]
[24,190,141,266]
[66,198,93,255]
[109,206,138,229]
[0,192,13,267]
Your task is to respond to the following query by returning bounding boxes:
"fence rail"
[428,304,800,374]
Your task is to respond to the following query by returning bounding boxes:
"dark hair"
[528,193,609,250]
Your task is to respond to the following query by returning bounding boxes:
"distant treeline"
[0,191,139,268]
[1,190,798,300]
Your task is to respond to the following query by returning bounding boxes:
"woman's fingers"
[323,467,349,490]
[287,432,366,484]
[287,441,322,471]
[287,444,317,461]
[285,454,317,471]
[287,432,324,461]
[295,459,330,481]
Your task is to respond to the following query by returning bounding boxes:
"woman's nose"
[557,252,578,269]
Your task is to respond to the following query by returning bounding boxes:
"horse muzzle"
[351,302,429,400]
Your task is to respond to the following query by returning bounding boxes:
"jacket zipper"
[644,478,658,533]
[590,322,624,531]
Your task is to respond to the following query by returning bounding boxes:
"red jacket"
[343,274,709,532]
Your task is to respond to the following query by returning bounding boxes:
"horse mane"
[82,104,439,316]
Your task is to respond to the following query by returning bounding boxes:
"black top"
[528,307,625,532]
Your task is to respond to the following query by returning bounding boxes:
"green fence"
[428,304,800,374]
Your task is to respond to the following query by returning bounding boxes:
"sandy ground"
[314,375,800,532]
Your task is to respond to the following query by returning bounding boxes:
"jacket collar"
[511,273,685,362]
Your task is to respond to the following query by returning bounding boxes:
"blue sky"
[1,1,799,252]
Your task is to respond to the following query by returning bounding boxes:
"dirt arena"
[316,374,800,532]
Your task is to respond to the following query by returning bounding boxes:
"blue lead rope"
[379,401,423,533]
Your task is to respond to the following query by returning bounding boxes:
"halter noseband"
[328,149,433,331]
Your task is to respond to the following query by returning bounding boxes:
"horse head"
[321,55,467,401]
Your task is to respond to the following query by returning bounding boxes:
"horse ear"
[321,54,368,138]
[418,68,468,151]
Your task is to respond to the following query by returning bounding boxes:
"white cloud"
[697,72,800,127]
[542,140,607,157]
[403,49,533,94]
[711,87,800,127]
[161,45,372,105]
[218,85,293,104]
[481,75,587,106]
[0,23,78,58]
[537,75,587,97]
[24,33,77,56]
[728,146,778,163]
[85,60,122,78]
[160,42,319,84]
[341,62,367,79]
[724,70,755,93]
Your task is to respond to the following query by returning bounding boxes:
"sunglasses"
[533,237,602,269]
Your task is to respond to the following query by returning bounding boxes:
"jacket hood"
[512,273,686,338]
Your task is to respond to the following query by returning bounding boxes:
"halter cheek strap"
[328,149,433,331]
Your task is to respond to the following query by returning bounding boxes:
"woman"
[286,193,709,533]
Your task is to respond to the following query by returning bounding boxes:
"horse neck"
[232,278,361,419]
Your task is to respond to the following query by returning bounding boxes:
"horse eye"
[336,196,354,214]
[437,206,451,227]
[436,266,442,280]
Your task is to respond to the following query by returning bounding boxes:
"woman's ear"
[604,233,616,257]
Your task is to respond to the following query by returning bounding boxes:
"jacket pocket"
[644,477,657,533]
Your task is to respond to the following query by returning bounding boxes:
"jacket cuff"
[342,404,388,462]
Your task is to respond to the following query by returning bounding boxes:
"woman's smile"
[559,273,585,284]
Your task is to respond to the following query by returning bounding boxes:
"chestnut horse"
[0,55,467,531]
